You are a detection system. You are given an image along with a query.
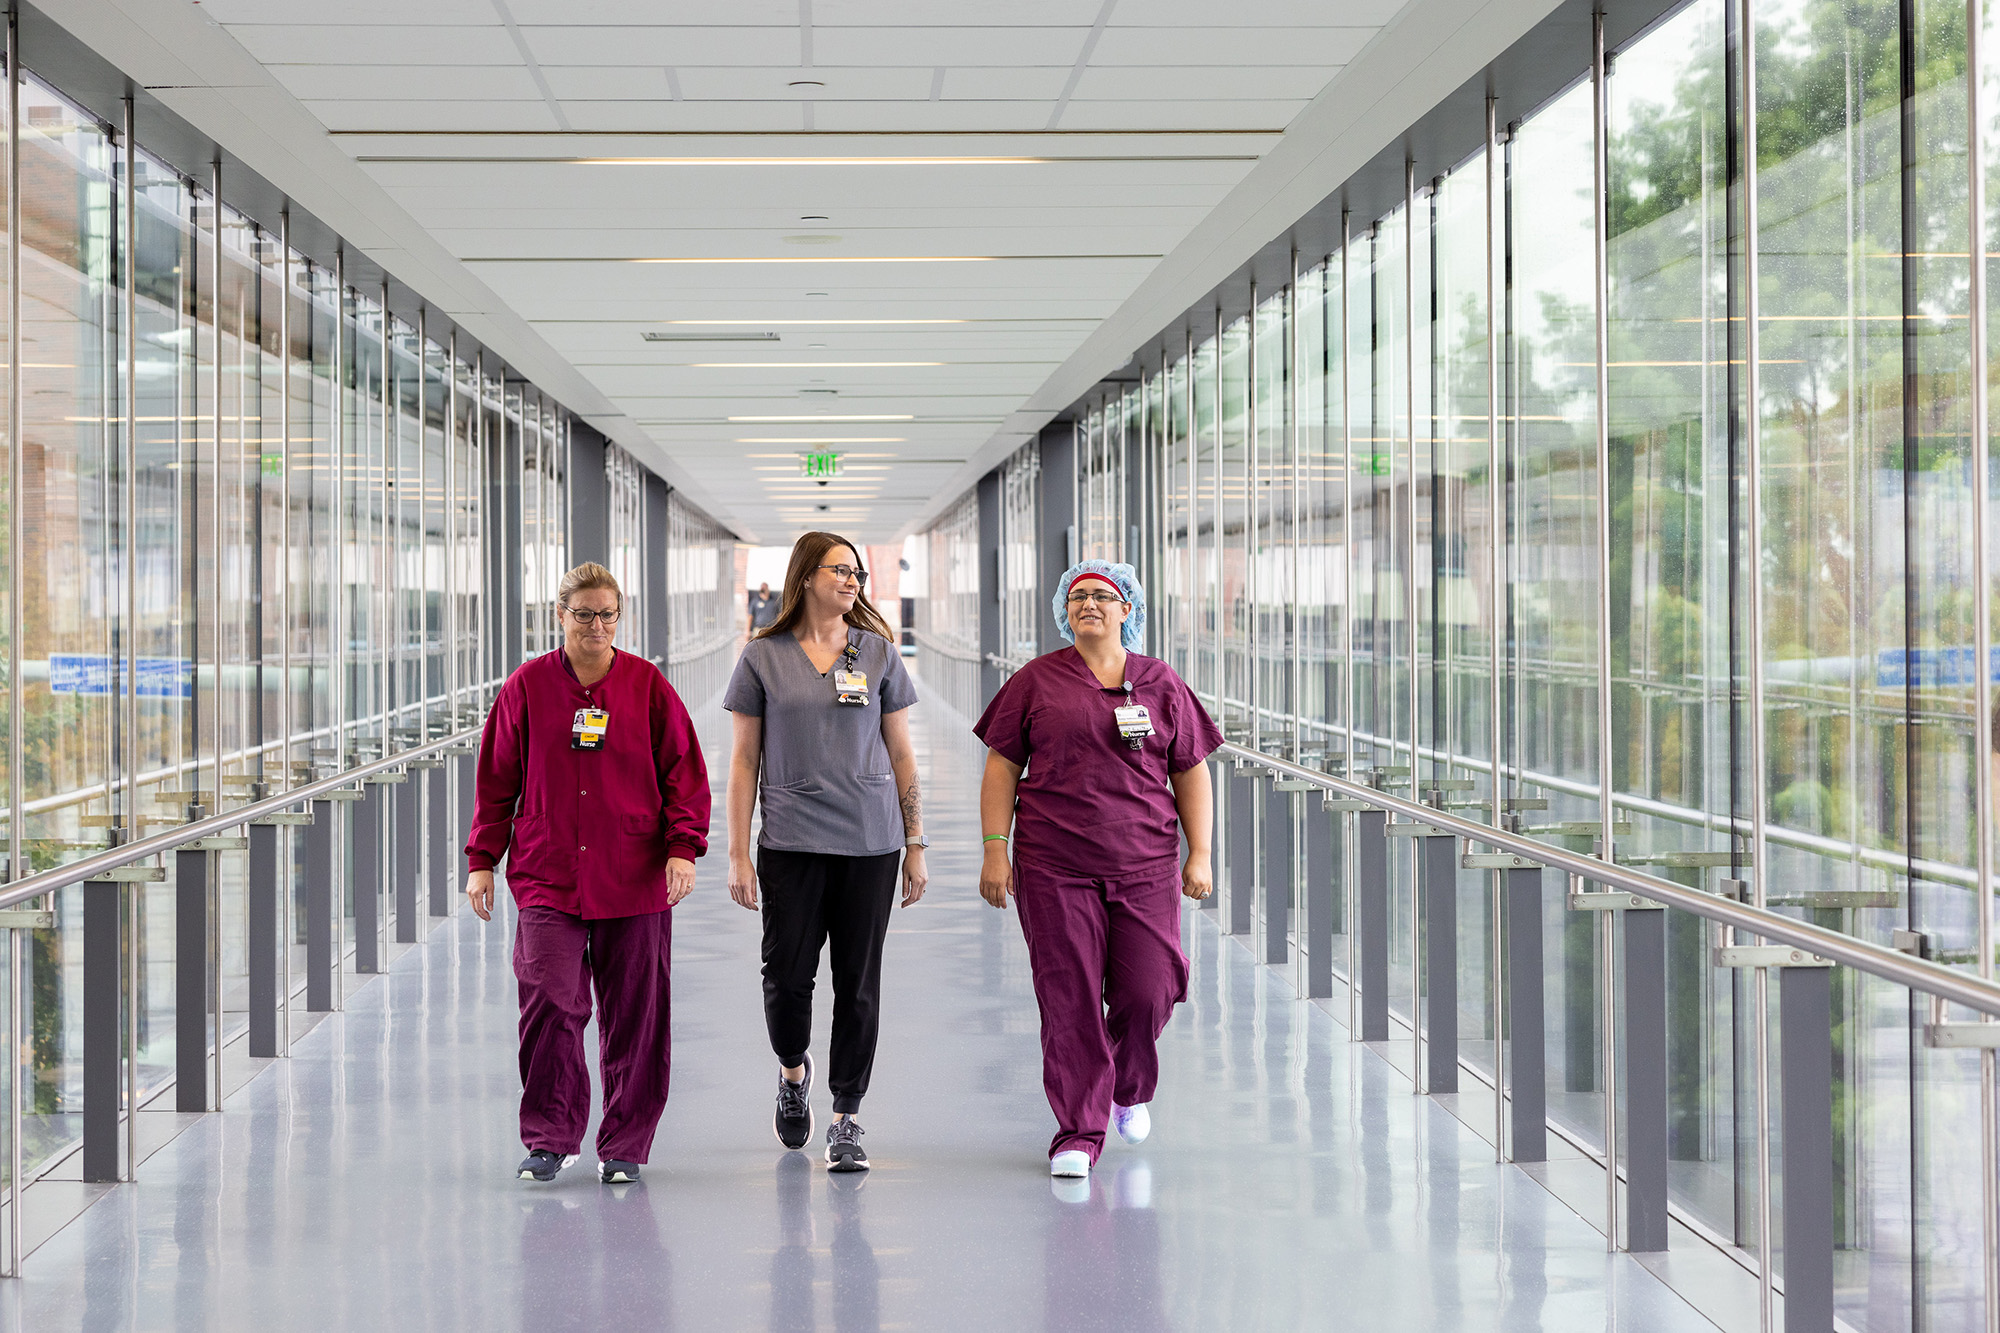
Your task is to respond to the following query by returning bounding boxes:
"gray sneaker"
[518,1149,578,1182]
[776,1053,815,1151]
[825,1117,868,1173]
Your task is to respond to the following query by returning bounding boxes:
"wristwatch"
[905,835,930,849]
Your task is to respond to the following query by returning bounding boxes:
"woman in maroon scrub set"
[974,559,1220,1180]
[465,562,711,1185]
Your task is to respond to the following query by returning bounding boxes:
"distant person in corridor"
[974,560,1220,1181]
[748,581,779,634]
[465,561,711,1185]
[725,532,927,1174]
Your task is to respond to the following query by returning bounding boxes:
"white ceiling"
[151,0,1404,541]
[42,0,1589,544]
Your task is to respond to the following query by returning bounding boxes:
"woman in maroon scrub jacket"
[465,562,711,1185]
[974,560,1220,1180]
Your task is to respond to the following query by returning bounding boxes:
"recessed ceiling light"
[808,343,827,348]
[806,291,830,297]
[788,80,825,89]
[800,214,830,222]
[730,414,915,422]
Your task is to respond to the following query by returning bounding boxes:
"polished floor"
[0,685,1718,1331]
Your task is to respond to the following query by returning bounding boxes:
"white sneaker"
[1113,1102,1151,1145]
[1049,1149,1092,1178]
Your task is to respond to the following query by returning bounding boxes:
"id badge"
[1114,703,1155,748]
[834,669,870,707]
[572,707,609,751]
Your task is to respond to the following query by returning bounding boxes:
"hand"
[728,853,758,910]
[466,869,495,922]
[978,843,1014,909]
[901,846,928,907]
[666,857,696,907]
[1181,852,1213,903]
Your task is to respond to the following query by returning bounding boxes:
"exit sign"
[800,450,842,479]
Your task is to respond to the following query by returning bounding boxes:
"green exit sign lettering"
[800,450,842,479]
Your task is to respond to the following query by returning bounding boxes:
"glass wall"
[918,0,2000,1320]
[0,53,733,1217]
[915,490,980,718]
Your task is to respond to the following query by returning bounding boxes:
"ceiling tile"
[226,24,519,65]
[521,26,803,65]
[1089,26,1375,65]
[273,64,545,102]
[940,67,1074,100]
[812,27,1089,67]
[671,67,937,100]
[1072,65,1337,101]
[304,99,562,133]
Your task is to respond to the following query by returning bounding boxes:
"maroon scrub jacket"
[467,648,711,919]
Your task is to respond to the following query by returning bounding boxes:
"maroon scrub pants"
[1013,857,1188,1163]
[514,904,673,1163]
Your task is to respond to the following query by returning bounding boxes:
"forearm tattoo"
[900,780,922,836]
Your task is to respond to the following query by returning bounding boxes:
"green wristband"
[983,834,1010,844]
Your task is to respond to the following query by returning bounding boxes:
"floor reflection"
[771,1153,881,1332]
[1044,1158,1167,1332]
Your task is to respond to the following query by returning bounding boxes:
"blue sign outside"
[1875,646,2000,689]
[47,654,194,699]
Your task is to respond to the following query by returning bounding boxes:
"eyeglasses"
[562,606,621,626]
[1065,591,1126,607]
[816,564,870,586]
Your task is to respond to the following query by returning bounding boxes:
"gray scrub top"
[723,627,918,857]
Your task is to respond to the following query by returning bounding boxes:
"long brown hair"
[754,531,896,643]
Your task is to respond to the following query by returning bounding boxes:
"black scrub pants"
[758,846,900,1114]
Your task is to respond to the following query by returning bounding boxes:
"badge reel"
[572,707,609,751]
[834,643,870,707]
[1114,699,1155,751]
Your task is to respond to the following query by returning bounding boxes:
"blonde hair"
[556,561,621,609]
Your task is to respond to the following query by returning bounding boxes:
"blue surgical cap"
[1052,560,1146,652]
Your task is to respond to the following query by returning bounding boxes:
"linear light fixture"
[572,156,1049,166]
[669,320,967,326]
[692,361,943,368]
[642,331,778,342]
[738,439,905,446]
[631,256,996,265]
[729,414,914,422]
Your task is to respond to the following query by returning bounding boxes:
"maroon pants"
[1013,857,1188,1163]
[514,905,673,1163]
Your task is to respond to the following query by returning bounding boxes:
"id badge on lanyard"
[572,707,609,751]
[834,643,869,707]
[1114,701,1155,751]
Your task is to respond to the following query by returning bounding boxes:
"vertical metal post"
[278,210,293,1055]
[207,160,223,1115]
[1405,160,1422,1091]
[82,879,119,1180]
[1506,867,1547,1161]
[332,249,345,1011]
[1780,965,1835,1331]
[1597,879,1617,1250]
[1342,211,1358,1039]
[1737,0,1776,1320]
[1625,904,1669,1251]
[1591,8,1619,1256]
[1262,780,1291,964]
[445,332,457,910]
[120,94,140,1178]
[1963,1,2000,1323]
[1422,833,1457,1093]
[1486,94,1508,1165]
[1248,283,1259,757]
[1358,809,1390,1042]
[4,35,19,1271]
[1213,308,1223,717]
[378,283,391,967]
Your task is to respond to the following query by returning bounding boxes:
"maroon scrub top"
[973,648,1221,880]
[467,648,712,919]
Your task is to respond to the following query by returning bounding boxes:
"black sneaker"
[825,1117,868,1173]
[775,1053,815,1151]
[518,1149,577,1182]
[598,1159,641,1184]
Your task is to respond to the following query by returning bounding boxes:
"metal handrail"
[1219,740,2000,1019]
[0,725,482,914]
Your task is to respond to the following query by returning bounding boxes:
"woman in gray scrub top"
[724,531,927,1173]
